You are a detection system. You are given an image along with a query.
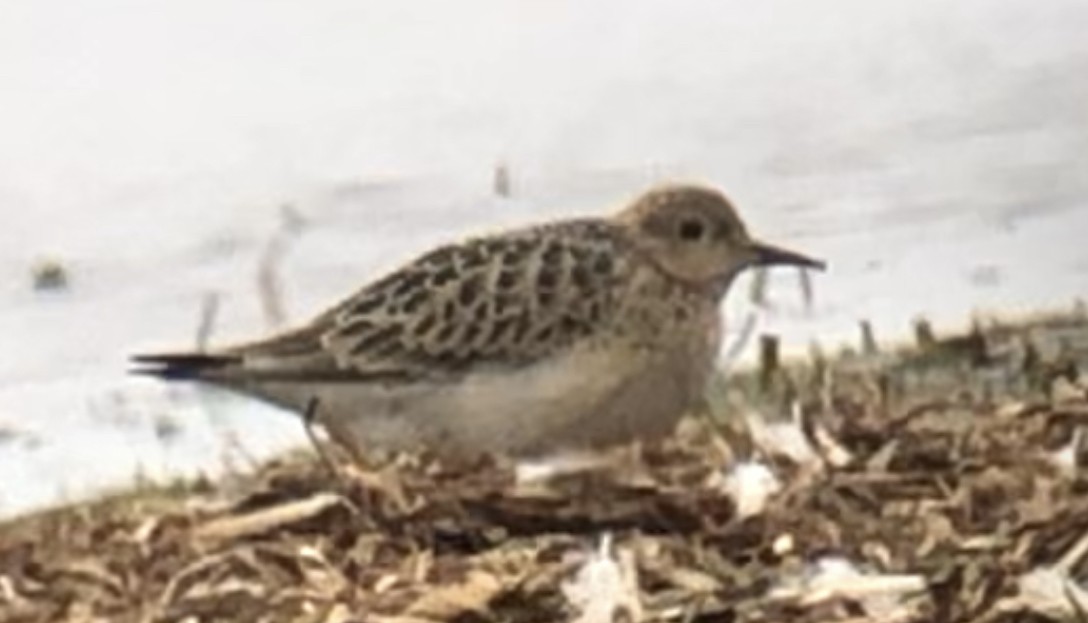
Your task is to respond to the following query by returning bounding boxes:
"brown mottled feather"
[320,220,630,375]
[223,220,633,380]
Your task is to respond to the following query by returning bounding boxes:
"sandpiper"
[134,184,824,459]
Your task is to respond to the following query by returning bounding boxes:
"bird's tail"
[130,352,241,381]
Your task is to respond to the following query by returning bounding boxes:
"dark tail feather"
[130,352,241,381]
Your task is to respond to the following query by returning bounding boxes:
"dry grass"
[3,310,1088,623]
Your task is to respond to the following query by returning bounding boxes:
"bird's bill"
[748,240,826,271]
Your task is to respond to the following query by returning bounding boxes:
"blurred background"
[1,0,1086,516]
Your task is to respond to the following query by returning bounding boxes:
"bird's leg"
[301,396,346,480]
[300,396,415,512]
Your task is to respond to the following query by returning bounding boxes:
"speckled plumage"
[135,184,824,458]
[321,220,630,374]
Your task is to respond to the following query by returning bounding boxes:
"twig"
[914,317,937,350]
[799,266,814,310]
[767,572,926,605]
[749,267,768,308]
[720,312,758,374]
[1055,524,1088,574]
[193,493,351,542]
[759,334,780,392]
[257,234,289,329]
[194,291,220,352]
[1067,581,1088,623]
[493,162,512,198]
[257,203,307,330]
[860,319,879,356]
[157,551,236,614]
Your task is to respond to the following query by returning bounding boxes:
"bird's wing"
[248,220,631,380]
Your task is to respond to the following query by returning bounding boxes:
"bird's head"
[618,183,825,293]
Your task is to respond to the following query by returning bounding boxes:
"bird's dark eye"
[678,219,705,241]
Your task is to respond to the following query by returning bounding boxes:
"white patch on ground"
[720,461,782,518]
[562,534,642,623]
[771,557,926,619]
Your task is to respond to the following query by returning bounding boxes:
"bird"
[133,183,825,460]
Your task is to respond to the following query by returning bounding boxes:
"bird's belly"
[298,345,708,459]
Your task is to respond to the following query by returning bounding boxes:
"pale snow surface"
[1,0,1087,516]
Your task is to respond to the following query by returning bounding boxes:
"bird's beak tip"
[750,240,826,271]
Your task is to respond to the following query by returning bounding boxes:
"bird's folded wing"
[305,222,628,379]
